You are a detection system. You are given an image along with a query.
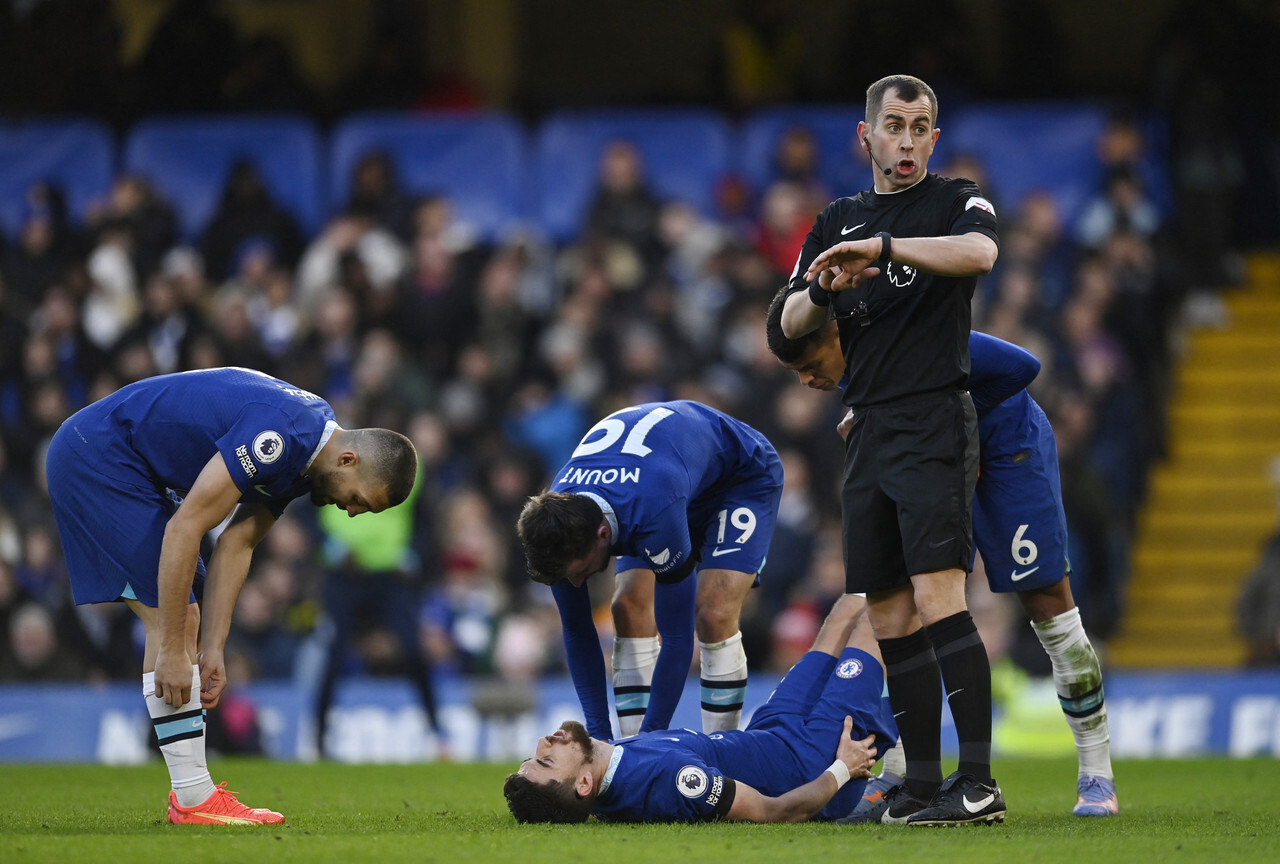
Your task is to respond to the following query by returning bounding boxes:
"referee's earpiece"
[863,136,892,177]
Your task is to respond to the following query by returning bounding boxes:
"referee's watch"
[875,231,893,263]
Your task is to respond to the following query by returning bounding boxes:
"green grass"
[1,758,1276,863]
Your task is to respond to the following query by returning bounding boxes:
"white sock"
[880,742,906,781]
[1031,607,1113,779]
[699,632,748,733]
[144,666,217,806]
[613,636,660,737]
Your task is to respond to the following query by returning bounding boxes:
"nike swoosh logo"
[841,222,867,235]
[253,484,272,496]
[1010,566,1040,581]
[710,547,742,557]
[188,811,260,825]
[928,537,956,549]
[963,793,996,813]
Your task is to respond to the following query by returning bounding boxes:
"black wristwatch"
[875,231,893,263]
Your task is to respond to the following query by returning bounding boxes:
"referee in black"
[779,74,1002,826]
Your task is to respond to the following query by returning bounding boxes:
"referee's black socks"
[878,628,943,801]
[927,609,994,784]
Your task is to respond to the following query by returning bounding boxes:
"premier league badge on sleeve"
[252,431,285,464]
[676,766,709,798]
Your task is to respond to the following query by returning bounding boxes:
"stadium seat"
[945,102,1109,226]
[532,109,735,242]
[122,114,325,241]
[738,105,864,198]
[328,111,527,242]
[0,119,115,240]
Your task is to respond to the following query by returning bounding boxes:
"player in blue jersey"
[45,367,418,825]
[504,593,894,823]
[517,400,784,739]
[765,289,1117,820]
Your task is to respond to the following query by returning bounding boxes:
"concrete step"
[1124,578,1248,603]
[1135,510,1275,547]
[1172,382,1280,406]
[1176,364,1280,394]
[1165,436,1280,464]
[1168,401,1280,427]
[1124,595,1233,618]
[1243,252,1280,283]
[1227,293,1280,315]
[1189,330,1280,357]
[1107,641,1243,668]
[1131,545,1258,573]
[1146,470,1270,505]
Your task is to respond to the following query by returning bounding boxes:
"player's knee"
[611,594,653,632]
[694,606,739,641]
[1018,578,1075,622]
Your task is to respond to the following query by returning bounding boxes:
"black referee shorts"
[840,389,978,594]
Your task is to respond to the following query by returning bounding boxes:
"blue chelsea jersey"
[67,367,336,516]
[549,400,778,579]
[966,331,1046,462]
[594,727,793,822]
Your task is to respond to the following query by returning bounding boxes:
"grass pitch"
[1,757,1276,864]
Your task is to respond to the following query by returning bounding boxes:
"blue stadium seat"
[945,102,1108,226]
[0,119,115,240]
[122,114,325,241]
[532,109,735,242]
[328,111,527,242]
[739,105,864,198]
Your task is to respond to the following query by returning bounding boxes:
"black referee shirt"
[786,173,998,408]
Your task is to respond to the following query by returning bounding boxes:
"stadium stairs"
[1109,252,1280,668]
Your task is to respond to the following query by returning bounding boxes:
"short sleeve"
[665,762,736,821]
[214,405,307,497]
[948,180,999,244]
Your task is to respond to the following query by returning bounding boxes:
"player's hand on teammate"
[836,715,878,779]
[198,648,228,709]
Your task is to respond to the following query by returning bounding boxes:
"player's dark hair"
[865,74,938,126]
[765,284,826,364]
[503,773,592,824]
[355,428,418,506]
[516,491,603,585]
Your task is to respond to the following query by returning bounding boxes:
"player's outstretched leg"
[1031,606,1117,817]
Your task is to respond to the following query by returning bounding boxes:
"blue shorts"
[972,418,1069,593]
[46,423,204,608]
[748,647,896,820]
[617,468,783,579]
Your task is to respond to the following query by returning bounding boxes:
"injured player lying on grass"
[504,593,894,823]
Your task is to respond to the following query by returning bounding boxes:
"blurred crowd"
[0,100,1192,694]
